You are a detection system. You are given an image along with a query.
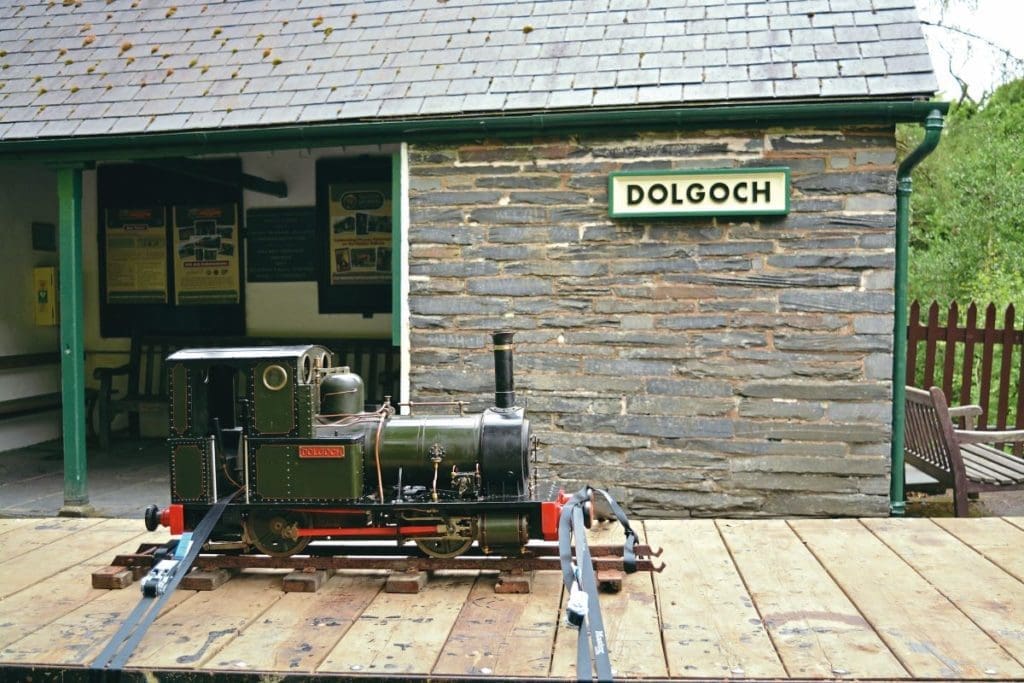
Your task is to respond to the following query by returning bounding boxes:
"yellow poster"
[172,204,240,305]
[328,183,391,285]
[104,207,168,304]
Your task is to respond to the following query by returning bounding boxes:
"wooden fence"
[906,300,1024,452]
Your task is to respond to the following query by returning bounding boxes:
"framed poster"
[104,207,168,304]
[328,184,392,285]
[316,157,393,315]
[97,162,245,337]
[172,204,240,305]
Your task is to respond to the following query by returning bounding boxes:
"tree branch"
[921,19,1024,69]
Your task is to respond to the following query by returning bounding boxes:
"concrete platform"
[0,439,168,519]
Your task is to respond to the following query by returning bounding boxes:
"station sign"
[608,167,790,218]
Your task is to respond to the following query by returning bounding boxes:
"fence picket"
[997,304,1015,431]
[962,303,978,408]
[906,300,921,385]
[980,303,997,425]
[943,300,958,400]
[925,301,941,389]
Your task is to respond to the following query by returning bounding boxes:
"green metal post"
[891,109,944,516]
[57,166,91,514]
[391,149,402,347]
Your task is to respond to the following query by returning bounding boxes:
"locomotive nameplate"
[298,445,345,458]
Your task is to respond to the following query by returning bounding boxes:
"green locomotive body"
[149,332,561,558]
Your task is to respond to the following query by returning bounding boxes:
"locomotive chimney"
[492,331,516,409]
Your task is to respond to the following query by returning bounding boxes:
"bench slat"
[963,461,1004,485]
[961,444,1024,475]
[960,445,1024,484]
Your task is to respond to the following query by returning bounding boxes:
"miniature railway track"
[110,542,664,574]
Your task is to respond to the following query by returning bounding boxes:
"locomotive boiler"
[145,332,565,558]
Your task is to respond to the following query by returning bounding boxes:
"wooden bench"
[904,385,1024,516]
[93,333,399,450]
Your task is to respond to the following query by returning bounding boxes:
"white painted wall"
[83,145,395,352]
[0,163,61,451]
[0,147,403,448]
[241,145,394,338]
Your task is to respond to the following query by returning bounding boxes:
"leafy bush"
[902,78,1024,309]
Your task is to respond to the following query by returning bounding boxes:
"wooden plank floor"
[1,517,1023,680]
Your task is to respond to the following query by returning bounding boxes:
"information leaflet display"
[104,207,168,304]
[172,204,240,305]
[327,184,392,286]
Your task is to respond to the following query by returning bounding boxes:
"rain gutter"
[0,99,946,163]
[890,109,945,516]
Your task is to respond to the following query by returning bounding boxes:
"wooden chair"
[904,385,1024,516]
[93,335,179,450]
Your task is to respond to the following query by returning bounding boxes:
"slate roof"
[0,0,938,143]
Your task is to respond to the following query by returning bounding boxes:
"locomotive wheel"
[415,537,473,558]
[244,511,311,557]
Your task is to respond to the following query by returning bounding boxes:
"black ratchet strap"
[558,485,638,682]
[591,486,639,574]
[91,491,239,672]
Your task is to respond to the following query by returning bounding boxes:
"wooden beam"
[140,158,287,198]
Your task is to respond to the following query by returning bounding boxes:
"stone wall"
[406,126,898,517]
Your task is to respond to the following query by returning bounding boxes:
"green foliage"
[902,78,1024,309]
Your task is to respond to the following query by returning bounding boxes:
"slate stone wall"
[407,126,898,517]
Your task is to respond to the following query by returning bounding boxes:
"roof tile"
[636,84,683,104]
[683,81,730,102]
[774,77,828,98]
[820,76,870,96]
[866,72,938,95]
[0,0,939,142]
[592,87,638,107]
[548,89,594,108]
[839,57,887,77]
[728,79,776,100]
[146,113,191,132]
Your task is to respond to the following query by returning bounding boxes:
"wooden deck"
[1,516,1024,681]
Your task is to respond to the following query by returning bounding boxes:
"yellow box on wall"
[33,266,57,326]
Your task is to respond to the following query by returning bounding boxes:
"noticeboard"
[315,156,393,315]
[245,207,317,282]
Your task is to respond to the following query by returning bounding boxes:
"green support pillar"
[57,166,92,516]
[391,149,402,347]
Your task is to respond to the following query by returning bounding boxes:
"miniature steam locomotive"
[145,332,567,558]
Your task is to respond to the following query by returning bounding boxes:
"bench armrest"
[948,404,982,418]
[954,428,1024,444]
[948,404,982,429]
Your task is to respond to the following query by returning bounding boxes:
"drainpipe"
[890,109,944,516]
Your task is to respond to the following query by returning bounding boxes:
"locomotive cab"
[166,345,335,505]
